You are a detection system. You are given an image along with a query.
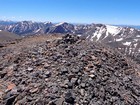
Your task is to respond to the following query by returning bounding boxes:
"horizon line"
[0,19,140,26]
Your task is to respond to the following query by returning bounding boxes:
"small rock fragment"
[65,91,75,104]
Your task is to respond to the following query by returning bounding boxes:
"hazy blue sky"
[0,0,140,25]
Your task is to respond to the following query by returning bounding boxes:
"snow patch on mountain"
[44,22,51,24]
[116,38,123,41]
[123,42,131,46]
[134,39,139,42]
[134,43,138,47]
[130,28,134,31]
[92,31,99,40]
[35,29,41,33]
[55,22,67,26]
[106,25,121,35]
[92,26,106,40]
[136,35,140,37]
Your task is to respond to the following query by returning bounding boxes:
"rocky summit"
[0,34,140,105]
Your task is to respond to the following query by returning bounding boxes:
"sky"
[0,0,140,25]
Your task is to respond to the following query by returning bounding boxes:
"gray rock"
[0,71,7,78]
[81,83,86,88]
[5,95,16,105]
[80,89,85,96]
[60,68,68,75]
[45,71,51,78]
[71,78,77,84]
[55,98,64,105]
[27,67,33,72]
[65,91,75,104]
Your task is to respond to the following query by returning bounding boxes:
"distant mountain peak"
[55,22,69,26]
[44,21,52,24]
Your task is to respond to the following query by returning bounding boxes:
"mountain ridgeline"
[0,21,140,63]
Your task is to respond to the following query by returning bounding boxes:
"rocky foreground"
[0,34,140,105]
